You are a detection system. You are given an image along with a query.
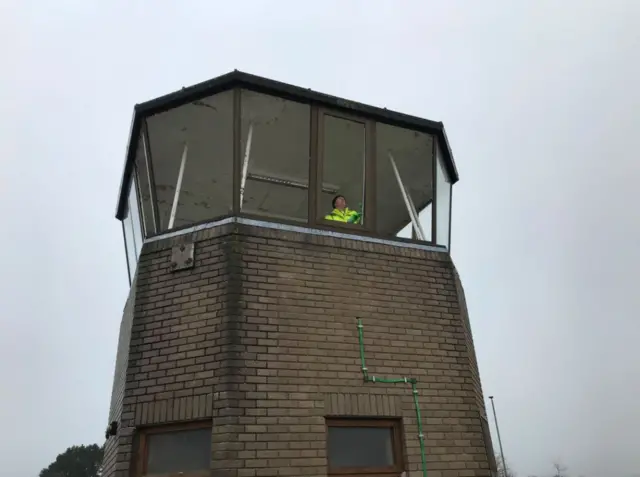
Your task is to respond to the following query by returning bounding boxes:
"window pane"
[240,90,310,223]
[146,428,211,474]
[147,91,234,231]
[435,143,451,248]
[129,179,143,257]
[122,203,136,282]
[328,426,395,468]
[420,203,433,242]
[396,222,412,239]
[376,123,434,241]
[134,131,154,236]
[319,115,365,226]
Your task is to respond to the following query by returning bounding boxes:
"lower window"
[326,418,404,476]
[135,422,212,477]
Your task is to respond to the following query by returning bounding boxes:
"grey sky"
[1,1,638,476]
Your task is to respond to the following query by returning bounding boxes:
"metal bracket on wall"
[170,242,195,271]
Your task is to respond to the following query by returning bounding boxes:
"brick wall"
[103,221,493,477]
[102,277,136,477]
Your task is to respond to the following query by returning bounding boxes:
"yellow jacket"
[324,208,362,224]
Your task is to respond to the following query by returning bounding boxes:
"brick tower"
[102,71,498,477]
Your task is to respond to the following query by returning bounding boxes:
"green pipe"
[356,319,427,477]
[371,377,410,384]
[412,382,427,477]
[356,320,368,380]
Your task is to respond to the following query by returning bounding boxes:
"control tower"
[103,71,498,477]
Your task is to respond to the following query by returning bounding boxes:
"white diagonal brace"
[388,152,426,240]
[240,123,254,208]
[168,142,188,230]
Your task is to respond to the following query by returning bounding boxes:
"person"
[324,195,362,224]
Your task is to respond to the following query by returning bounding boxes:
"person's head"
[332,195,347,210]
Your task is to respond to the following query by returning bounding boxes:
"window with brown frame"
[134,421,212,477]
[326,418,405,477]
[317,112,370,230]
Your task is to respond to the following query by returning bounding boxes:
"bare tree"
[496,453,516,477]
[552,461,568,477]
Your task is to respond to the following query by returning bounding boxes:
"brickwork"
[103,221,494,477]
[102,277,137,477]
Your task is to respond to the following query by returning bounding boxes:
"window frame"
[131,84,446,249]
[315,108,376,233]
[235,88,313,225]
[141,118,161,236]
[374,120,435,243]
[134,421,212,477]
[326,418,405,477]
[122,173,146,284]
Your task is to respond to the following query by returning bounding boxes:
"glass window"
[122,208,136,283]
[319,114,366,226]
[129,178,143,258]
[146,90,234,231]
[395,222,412,239]
[122,178,144,283]
[435,142,452,248]
[240,90,310,223]
[134,130,155,237]
[141,426,211,476]
[326,419,403,475]
[420,203,433,242]
[376,123,434,242]
[146,428,210,474]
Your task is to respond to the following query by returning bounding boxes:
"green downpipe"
[356,319,427,477]
[412,382,427,477]
[357,320,368,380]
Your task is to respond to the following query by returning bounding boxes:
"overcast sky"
[1,1,638,476]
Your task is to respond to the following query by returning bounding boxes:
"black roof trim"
[115,70,459,219]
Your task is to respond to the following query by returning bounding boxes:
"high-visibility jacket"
[324,208,362,224]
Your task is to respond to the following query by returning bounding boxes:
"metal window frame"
[315,108,375,233]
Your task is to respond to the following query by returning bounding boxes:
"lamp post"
[489,396,508,475]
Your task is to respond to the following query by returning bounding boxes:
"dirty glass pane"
[146,91,234,231]
[146,428,211,474]
[319,115,366,226]
[376,122,434,241]
[240,90,310,223]
[128,179,143,258]
[122,205,136,283]
[420,203,433,242]
[435,142,452,248]
[134,131,154,236]
[327,425,394,468]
